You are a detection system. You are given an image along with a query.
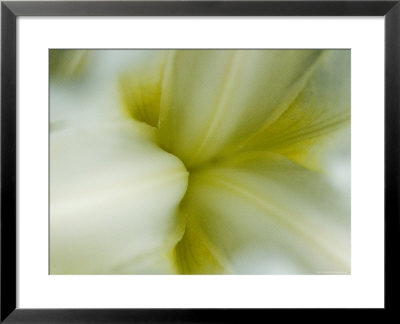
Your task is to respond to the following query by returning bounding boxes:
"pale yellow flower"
[50,49,350,274]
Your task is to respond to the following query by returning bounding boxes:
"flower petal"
[178,152,350,274]
[50,50,191,274]
[119,51,169,127]
[240,50,351,171]
[173,211,228,274]
[50,119,188,274]
[50,49,90,79]
[158,50,324,168]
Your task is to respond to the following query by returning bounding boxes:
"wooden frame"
[1,1,399,322]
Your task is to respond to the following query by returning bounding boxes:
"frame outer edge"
[0,1,398,322]
[2,1,399,16]
[384,1,400,312]
[1,2,17,323]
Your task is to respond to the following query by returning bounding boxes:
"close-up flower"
[50,49,350,275]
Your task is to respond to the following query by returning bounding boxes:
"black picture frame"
[1,0,399,322]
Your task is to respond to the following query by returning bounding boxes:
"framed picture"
[1,0,399,322]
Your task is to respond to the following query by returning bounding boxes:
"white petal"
[50,50,90,79]
[179,152,350,274]
[119,50,169,127]
[241,50,351,171]
[158,50,324,168]
[50,50,165,129]
[50,119,188,274]
[49,51,189,274]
